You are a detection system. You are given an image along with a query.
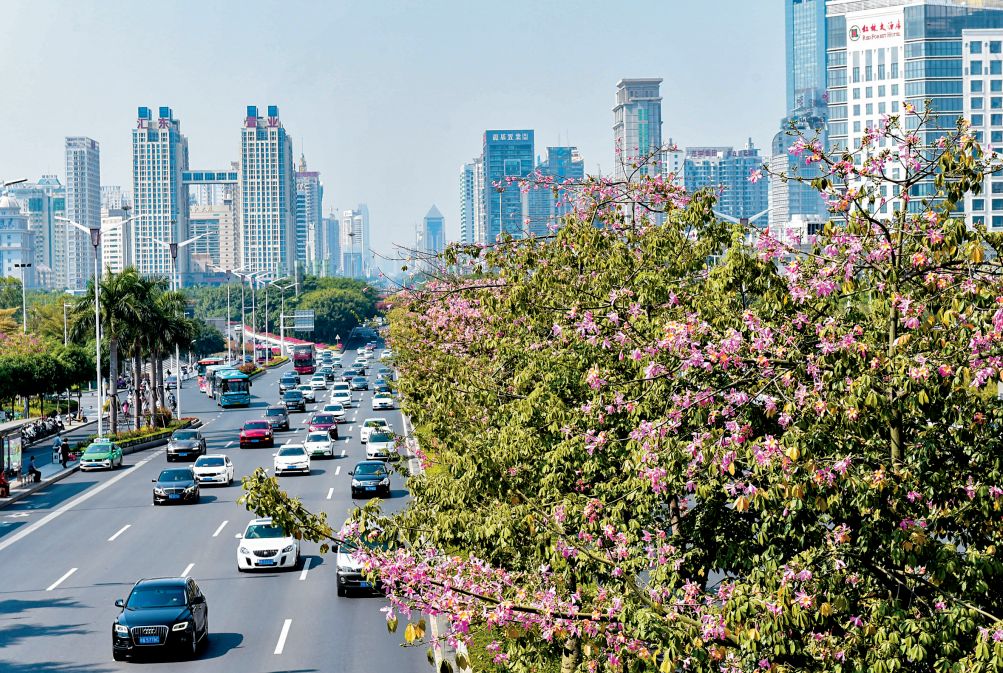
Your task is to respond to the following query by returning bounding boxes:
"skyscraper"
[612,79,664,179]
[132,106,190,281]
[418,205,446,257]
[5,178,61,288]
[684,141,769,224]
[537,146,585,227]
[340,205,370,278]
[483,130,534,242]
[323,212,341,276]
[239,105,296,277]
[0,196,35,288]
[472,157,486,245]
[295,155,324,275]
[100,206,132,276]
[460,163,475,246]
[64,137,101,289]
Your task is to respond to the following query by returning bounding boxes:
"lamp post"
[64,302,72,418]
[225,271,232,361]
[57,215,136,438]
[13,262,31,333]
[347,230,356,279]
[149,233,206,423]
[268,278,293,357]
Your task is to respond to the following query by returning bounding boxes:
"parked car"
[283,389,306,413]
[192,454,234,486]
[112,577,209,660]
[263,405,290,431]
[349,460,391,498]
[239,420,274,448]
[273,444,311,475]
[236,517,300,571]
[152,467,199,505]
[166,429,207,462]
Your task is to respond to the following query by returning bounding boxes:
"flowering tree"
[243,108,1003,672]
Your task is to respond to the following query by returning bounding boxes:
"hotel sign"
[849,18,902,42]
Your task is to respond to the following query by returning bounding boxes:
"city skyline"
[0,0,784,266]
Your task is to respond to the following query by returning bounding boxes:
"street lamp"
[268,278,294,357]
[56,215,136,438]
[234,270,264,360]
[64,302,73,418]
[149,233,206,423]
[347,230,356,279]
[13,262,31,333]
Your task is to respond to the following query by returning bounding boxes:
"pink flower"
[748,169,764,183]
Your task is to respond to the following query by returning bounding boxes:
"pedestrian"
[27,456,41,483]
[52,434,63,466]
[60,437,70,469]
[123,400,130,417]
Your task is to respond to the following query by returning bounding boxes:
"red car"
[240,420,274,448]
[308,413,340,440]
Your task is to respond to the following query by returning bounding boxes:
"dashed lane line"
[181,563,195,578]
[298,557,314,581]
[326,487,334,500]
[274,619,292,654]
[46,567,77,591]
[335,465,342,475]
[212,520,229,537]
[107,524,131,542]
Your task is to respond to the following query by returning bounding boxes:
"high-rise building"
[4,179,61,288]
[460,163,475,246]
[536,146,585,229]
[323,213,341,276]
[132,106,190,281]
[418,205,446,257]
[0,196,36,288]
[64,137,101,289]
[101,185,129,211]
[295,154,324,275]
[100,206,132,275]
[188,203,238,272]
[472,157,486,245]
[612,78,664,179]
[340,205,369,278]
[684,141,769,224]
[483,130,534,242]
[239,105,297,277]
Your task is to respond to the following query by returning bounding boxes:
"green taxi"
[79,439,124,471]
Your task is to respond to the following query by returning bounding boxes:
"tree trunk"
[560,638,579,673]
[133,350,143,430]
[109,339,119,434]
[156,356,165,420]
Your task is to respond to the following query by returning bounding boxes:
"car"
[349,460,391,498]
[341,368,360,382]
[112,577,209,661]
[308,413,340,439]
[263,405,290,431]
[236,517,300,571]
[310,375,328,390]
[360,417,391,443]
[374,381,391,395]
[321,402,347,422]
[318,365,335,382]
[283,389,306,412]
[278,373,299,393]
[371,392,395,410]
[79,440,124,471]
[304,431,334,458]
[152,467,200,505]
[273,444,311,475]
[365,341,377,351]
[166,429,207,462]
[330,386,353,408]
[377,366,394,378]
[192,454,234,486]
[350,376,369,391]
[366,431,396,460]
[379,350,394,362]
[296,383,317,403]
[239,420,275,448]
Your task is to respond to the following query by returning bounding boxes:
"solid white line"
[274,618,292,654]
[298,557,313,581]
[46,567,77,591]
[107,524,131,542]
[0,450,165,554]
[212,520,228,537]
[326,487,334,500]
[181,563,195,578]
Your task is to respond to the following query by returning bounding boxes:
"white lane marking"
[0,450,165,554]
[181,563,195,578]
[225,441,233,448]
[326,487,334,500]
[107,524,131,542]
[298,557,314,581]
[274,618,292,654]
[340,449,346,457]
[343,438,349,444]
[47,568,77,591]
[335,465,342,476]
[212,520,229,537]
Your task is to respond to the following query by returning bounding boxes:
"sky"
[0,0,784,262]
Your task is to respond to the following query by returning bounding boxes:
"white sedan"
[310,375,328,390]
[371,392,395,411]
[273,444,311,475]
[304,431,334,458]
[322,403,347,422]
[237,517,300,571]
[366,431,396,460]
[360,418,391,443]
[192,454,234,486]
[331,388,353,408]
[296,384,316,403]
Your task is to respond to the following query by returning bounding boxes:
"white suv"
[236,518,300,571]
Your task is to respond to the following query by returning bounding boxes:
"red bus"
[197,357,226,393]
[292,344,316,375]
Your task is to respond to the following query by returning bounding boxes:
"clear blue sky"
[0,0,784,261]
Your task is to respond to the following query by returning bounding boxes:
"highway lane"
[0,348,424,673]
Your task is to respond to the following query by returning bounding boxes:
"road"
[0,346,424,673]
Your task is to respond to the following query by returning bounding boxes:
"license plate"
[138,635,160,644]
[359,581,371,588]
[179,452,188,457]
[169,494,180,500]
[258,559,276,566]
[365,486,376,491]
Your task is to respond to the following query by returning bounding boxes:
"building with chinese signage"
[131,106,190,281]
[239,105,296,278]
[483,130,535,242]
[612,79,664,179]
[64,137,101,291]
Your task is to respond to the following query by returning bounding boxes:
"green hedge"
[75,418,196,451]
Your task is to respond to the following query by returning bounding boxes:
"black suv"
[113,577,209,660]
[264,405,290,431]
[283,389,306,412]
[278,373,299,394]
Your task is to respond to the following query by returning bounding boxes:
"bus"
[292,344,316,375]
[217,369,252,408]
[205,365,237,400]
[196,357,226,393]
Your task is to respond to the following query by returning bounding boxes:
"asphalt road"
[0,346,425,673]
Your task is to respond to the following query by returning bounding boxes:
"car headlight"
[282,544,295,553]
[154,488,166,495]
[184,485,196,493]
[239,546,250,554]
[172,621,191,631]
[380,478,390,485]
[352,479,362,487]
[114,623,129,636]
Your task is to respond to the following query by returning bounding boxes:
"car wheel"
[337,582,347,597]
[113,650,126,662]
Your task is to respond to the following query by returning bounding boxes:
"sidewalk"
[1,458,80,507]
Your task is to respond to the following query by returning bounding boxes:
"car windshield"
[245,421,270,430]
[84,444,112,455]
[355,462,387,476]
[369,432,393,443]
[284,391,303,399]
[364,420,387,428]
[297,385,311,390]
[324,404,344,412]
[172,430,197,440]
[307,432,329,443]
[352,377,366,383]
[195,457,225,467]
[278,446,306,457]
[333,384,349,390]
[312,415,335,424]
[126,586,186,609]
[158,469,193,482]
[265,408,285,416]
[244,524,286,540]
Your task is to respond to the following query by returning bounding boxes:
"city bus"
[217,369,252,408]
[292,344,316,375]
[205,365,237,400]
[196,357,226,393]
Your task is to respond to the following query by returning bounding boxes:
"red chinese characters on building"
[158,117,169,129]
[267,116,279,128]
